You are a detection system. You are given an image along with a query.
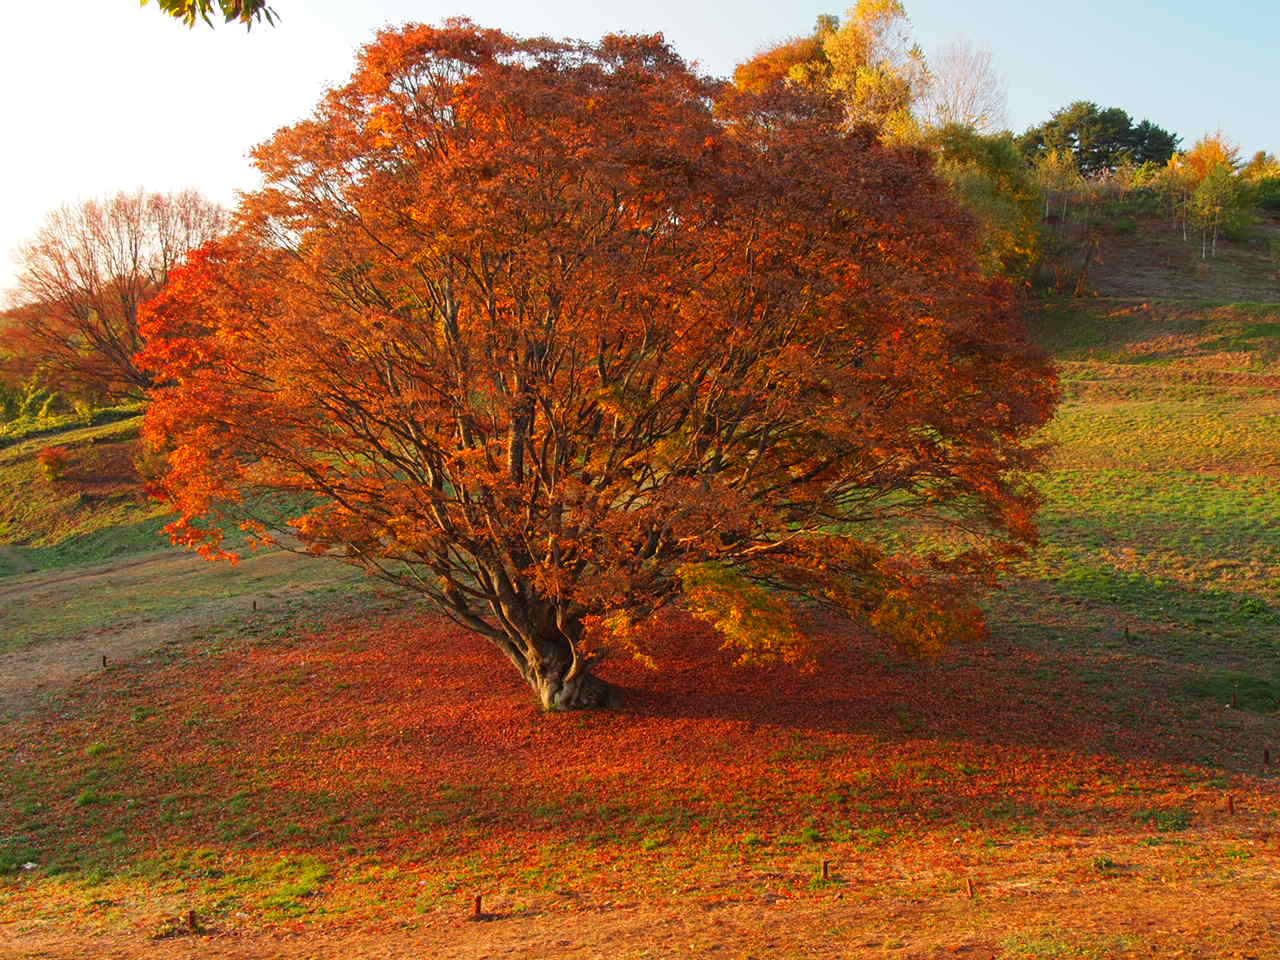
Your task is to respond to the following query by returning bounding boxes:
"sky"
[1,0,1276,294]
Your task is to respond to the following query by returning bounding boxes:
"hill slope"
[1048,212,1280,301]
[0,232,1278,956]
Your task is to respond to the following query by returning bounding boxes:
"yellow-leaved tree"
[734,1,928,141]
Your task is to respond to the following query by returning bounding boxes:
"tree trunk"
[510,631,614,711]
[1073,235,1098,298]
[530,660,613,711]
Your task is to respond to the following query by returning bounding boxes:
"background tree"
[918,38,1007,134]
[923,126,1041,279]
[1241,150,1280,181]
[823,0,928,138]
[0,344,20,422]
[1240,151,1280,212]
[1190,165,1242,258]
[1031,149,1083,223]
[5,190,226,399]
[1129,120,1180,167]
[732,15,836,95]
[733,2,928,140]
[1175,130,1241,181]
[1159,133,1252,256]
[141,21,1056,711]
[1019,101,1179,175]
[1143,160,1196,239]
[141,0,275,29]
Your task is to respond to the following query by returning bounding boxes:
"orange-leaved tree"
[139,21,1056,710]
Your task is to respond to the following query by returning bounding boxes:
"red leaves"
[139,21,1056,703]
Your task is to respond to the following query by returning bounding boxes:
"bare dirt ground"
[4,876,1279,959]
[1051,215,1280,302]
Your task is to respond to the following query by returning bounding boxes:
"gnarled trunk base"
[532,668,614,711]
[492,616,617,711]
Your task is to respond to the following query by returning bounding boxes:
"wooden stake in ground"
[473,895,483,919]
[822,860,830,881]
[965,878,975,899]
[185,910,197,933]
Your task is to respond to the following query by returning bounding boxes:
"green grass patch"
[1135,808,1193,832]
[1184,671,1280,712]
[0,404,143,449]
[1001,929,1135,959]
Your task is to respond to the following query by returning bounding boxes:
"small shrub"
[0,381,21,422]
[37,445,72,482]
[131,439,168,483]
[19,387,50,420]
[1111,219,1137,234]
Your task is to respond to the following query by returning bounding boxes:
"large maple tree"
[139,21,1056,710]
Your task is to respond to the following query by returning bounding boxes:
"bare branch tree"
[7,190,225,398]
[919,38,1008,134]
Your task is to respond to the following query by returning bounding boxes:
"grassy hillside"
[1016,300,1280,661]
[0,413,168,577]
[1,298,1278,957]
[0,413,368,686]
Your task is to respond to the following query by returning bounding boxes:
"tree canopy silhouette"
[5,190,225,399]
[1019,101,1179,175]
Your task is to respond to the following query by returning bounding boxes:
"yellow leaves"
[1174,131,1242,185]
[642,430,692,472]
[594,383,630,420]
[584,610,658,670]
[732,0,924,140]
[679,563,809,667]
[869,566,987,658]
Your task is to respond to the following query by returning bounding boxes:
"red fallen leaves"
[2,608,1270,908]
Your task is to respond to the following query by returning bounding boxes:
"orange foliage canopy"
[139,20,1056,710]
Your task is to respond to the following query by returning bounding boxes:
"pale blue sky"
[1,0,1276,293]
